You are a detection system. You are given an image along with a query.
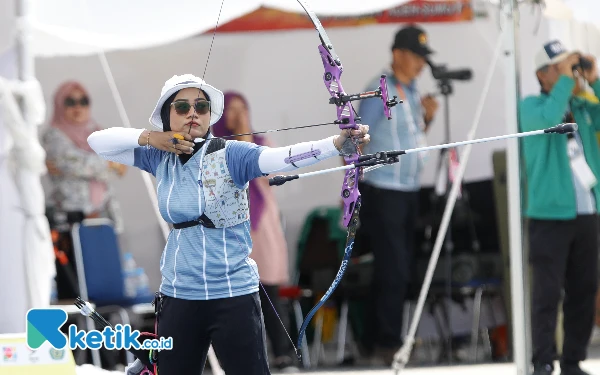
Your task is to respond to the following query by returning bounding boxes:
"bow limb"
[294,198,361,361]
[291,1,359,362]
[296,0,397,227]
[291,0,398,362]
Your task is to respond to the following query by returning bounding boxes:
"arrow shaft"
[269,128,550,184]
[403,128,544,155]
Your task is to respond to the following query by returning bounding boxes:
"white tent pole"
[390,29,505,373]
[69,0,171,242]
[16,0,33,83]
[16,0,45,309]
[96,53,171,242]
[16,0,33,314]
[501,1,530,374]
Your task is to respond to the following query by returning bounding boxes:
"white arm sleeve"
[87,127,145,166]
[258,135,340,174]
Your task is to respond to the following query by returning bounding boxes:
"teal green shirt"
[519,76,600,219]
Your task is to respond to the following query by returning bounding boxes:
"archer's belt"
[172,214,215,229]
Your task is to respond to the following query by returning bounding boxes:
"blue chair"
[71,218,155,366]
[71,218,155,306]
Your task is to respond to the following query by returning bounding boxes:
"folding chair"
[427,277,504,364]
[295,206,357,367]
[71,218,155,367]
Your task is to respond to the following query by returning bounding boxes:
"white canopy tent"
[2,0,407,58]
[2,1,600,374]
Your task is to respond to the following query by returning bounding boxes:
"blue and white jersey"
[133,136,267,300]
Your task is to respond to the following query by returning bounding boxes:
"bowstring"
[208,121,338,139]
[201,0,225,85]
[193,0,227,135]
[191,145,299,355]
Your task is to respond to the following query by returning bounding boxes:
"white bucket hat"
[149,74,224,130]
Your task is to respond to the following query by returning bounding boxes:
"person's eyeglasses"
[171,100,211,115]
[64,97,90,107]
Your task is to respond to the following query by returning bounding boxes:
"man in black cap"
[354,24,438,365]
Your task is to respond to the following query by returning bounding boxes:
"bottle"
[135,268,151,296]
[50,278,58,304]
[122,253,138,298]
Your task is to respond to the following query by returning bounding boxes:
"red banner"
[208,0,473,33]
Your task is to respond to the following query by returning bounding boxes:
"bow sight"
[329,74,401,121]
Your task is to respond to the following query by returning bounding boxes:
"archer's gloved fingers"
[337,136,357,156]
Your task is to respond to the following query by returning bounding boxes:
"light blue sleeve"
[133,147,164,176]
[358,78,385,129]
[225,141,268,188]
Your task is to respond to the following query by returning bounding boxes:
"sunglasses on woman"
[64,97,90,107]
[171,100,211,115]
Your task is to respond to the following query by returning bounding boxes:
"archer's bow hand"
[334,124,370,155]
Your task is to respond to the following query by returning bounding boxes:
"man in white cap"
[520,40,600,375]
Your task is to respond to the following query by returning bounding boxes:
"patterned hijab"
[50,81,106,211]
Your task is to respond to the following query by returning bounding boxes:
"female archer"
[87,73,369,375]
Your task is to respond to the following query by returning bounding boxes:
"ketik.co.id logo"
[26,309,68,350]
[26,308,173,351]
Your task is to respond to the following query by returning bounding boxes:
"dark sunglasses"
[171,100,211,115]
[64,97,90,107]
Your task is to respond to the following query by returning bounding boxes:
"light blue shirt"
[133,138,266,300]
[359,71,426,191]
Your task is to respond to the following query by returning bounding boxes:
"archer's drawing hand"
[149,131,195,155]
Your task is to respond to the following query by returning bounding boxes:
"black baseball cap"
[391,25,434,57]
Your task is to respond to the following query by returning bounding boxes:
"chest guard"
[199,138,250,229]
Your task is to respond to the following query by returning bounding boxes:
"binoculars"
[574,56,593,71]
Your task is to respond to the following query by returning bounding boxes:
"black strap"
[172,214,216,229]
[173,137,226,229]
[206,137,226,154]
[172,220,200,229]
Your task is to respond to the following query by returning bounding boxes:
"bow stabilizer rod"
[268,123,578,186]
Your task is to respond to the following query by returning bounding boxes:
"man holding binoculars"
[520,40,600,375]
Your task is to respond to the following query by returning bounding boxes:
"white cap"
[534,40,574,71]
[149,74,224,130]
